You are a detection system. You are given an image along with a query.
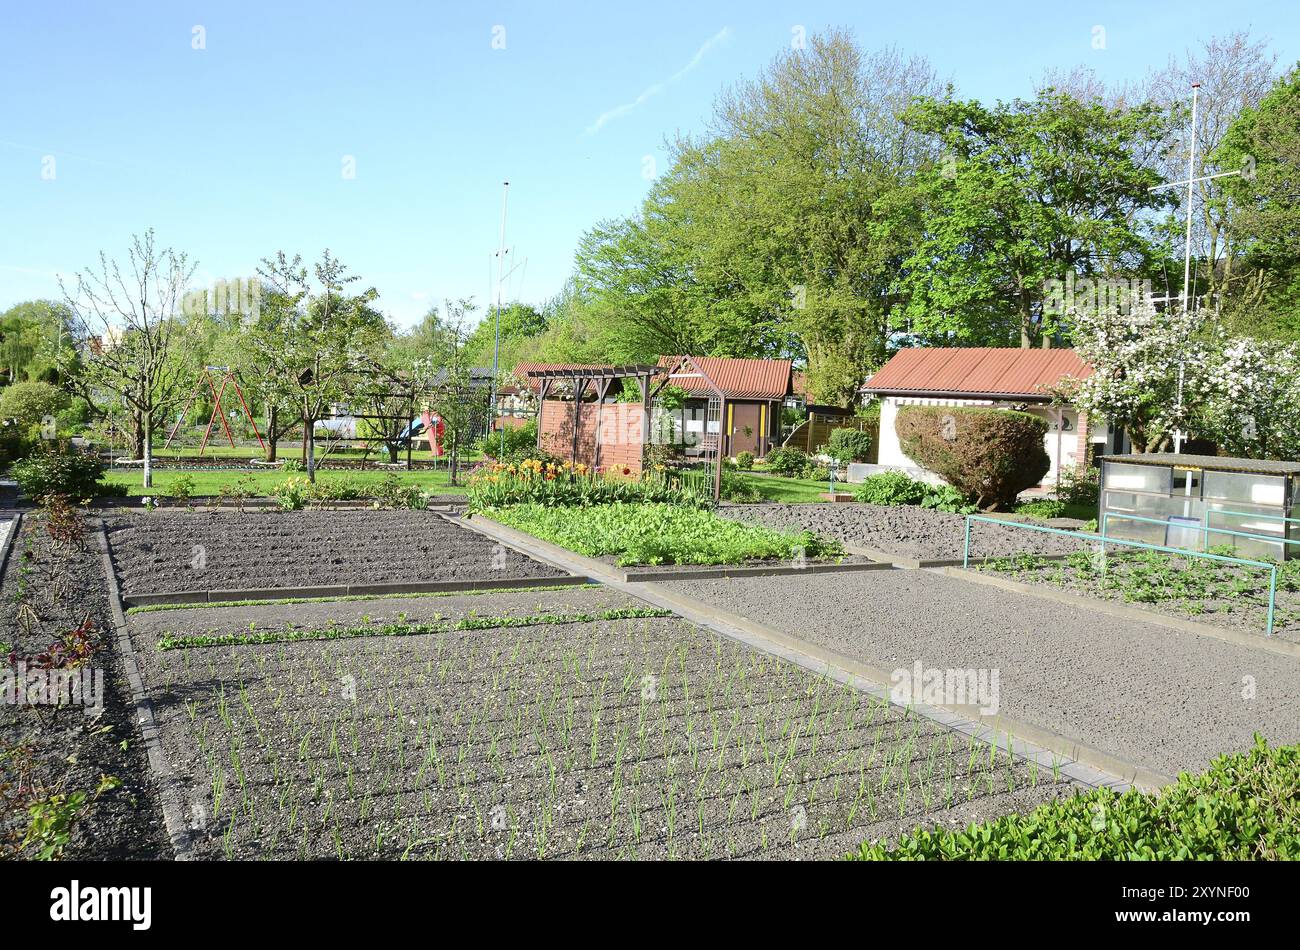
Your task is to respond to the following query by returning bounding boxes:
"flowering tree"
[1061,301,1206,453]
[1195,336,1300,460]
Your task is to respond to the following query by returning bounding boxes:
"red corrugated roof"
[863,347,1093,399]
[658,356,793,401]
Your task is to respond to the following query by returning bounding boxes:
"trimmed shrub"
[764,446,810,477]
[824,428,874,465]
[735,451,755,470]
[10,449,105,502]
[850,735,1297,860]
[896,406,1048,511]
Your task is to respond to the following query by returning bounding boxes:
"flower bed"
[480,502,845,566]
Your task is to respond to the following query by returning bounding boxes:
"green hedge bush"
[896,406,1049,511]
[824,428,874,464]
[850,736,1297,860]
[764,446,810,477]
[10,449,105,502]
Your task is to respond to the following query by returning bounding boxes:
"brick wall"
[538,400,645,474]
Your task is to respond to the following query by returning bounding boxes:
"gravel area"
[1,512,167,859]
[134,611,1075,860]
[104,509,566,594]
[719,503,1092,561]
[659,570,1300,777]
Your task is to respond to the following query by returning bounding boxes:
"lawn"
[735,471,831,503]
[479,502,844,565]
[100,467,470,498]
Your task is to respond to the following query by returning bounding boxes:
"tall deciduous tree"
[60,230,196,488]
[898,89,1174,348]
[251,250,387,482]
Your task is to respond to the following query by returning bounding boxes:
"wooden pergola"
[526,364,663,472]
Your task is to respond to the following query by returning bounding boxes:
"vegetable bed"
[479,502,844,566]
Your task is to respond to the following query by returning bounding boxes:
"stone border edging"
[94,520,195,860]
[621,561,894,582]
[121,574,582,608]
[940,565,1300,659]
[0,511,23,581]
[95,498,463,512]
[460,511,1166,791]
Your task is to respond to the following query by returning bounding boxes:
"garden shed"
[862,347,1105,489]
[655,355,794,459]
[1099,453,1300,561]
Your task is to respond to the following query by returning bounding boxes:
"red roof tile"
[658,356,793,402]
[863,347,1092,400]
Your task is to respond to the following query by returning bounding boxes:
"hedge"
[895,406,1049,510]
[849,736,1297,860]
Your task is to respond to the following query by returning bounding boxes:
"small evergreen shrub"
[735,451,755,470]
[764,446,810,477]
[825,428,874,464]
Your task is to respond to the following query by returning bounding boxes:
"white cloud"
[585,27,732,135]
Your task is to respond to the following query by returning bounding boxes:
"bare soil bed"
[1,513,167,859]
[133,607,1076,860]
[104,509,566,595]
[720,503,1092,561]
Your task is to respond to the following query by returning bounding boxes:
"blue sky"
[2,1,1297,328]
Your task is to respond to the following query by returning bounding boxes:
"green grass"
[100,467,470,498]
[480,501,844,565]
[734,471,831,503]
[1013,499,1097,521]
[157,605,676,649]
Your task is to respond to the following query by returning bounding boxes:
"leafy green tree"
[251,250,388,482]
[0,300,75,384]
[0,381,70,429]
[897,89,1174,348]
[1215,65,1300,339]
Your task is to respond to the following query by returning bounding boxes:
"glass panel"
[1103,462,1170,494]
[1171,468,1202,497]
[1203,470,1286,507]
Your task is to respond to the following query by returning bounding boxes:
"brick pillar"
[1075,410,1090,470]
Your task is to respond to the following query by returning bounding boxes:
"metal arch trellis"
[653,355,724,504]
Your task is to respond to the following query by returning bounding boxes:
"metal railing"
[962,514,1279,637]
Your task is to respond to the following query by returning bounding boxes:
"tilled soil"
[104,509,566,594]
[720,503,1091,561]
[0,513,168,859]
[127,585,643,641]
[660,570,1300,776]
[133,609,1077,860]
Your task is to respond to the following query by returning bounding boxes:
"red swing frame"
[164,367,267,455]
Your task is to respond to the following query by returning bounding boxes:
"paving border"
[92,519,195,860]
[460,512,1164,791]
[621,560,893,583]
[940,565,1300,659]
[95,498,462,512]
[0,510,23,581]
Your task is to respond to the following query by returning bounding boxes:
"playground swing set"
[164,366,266,456]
